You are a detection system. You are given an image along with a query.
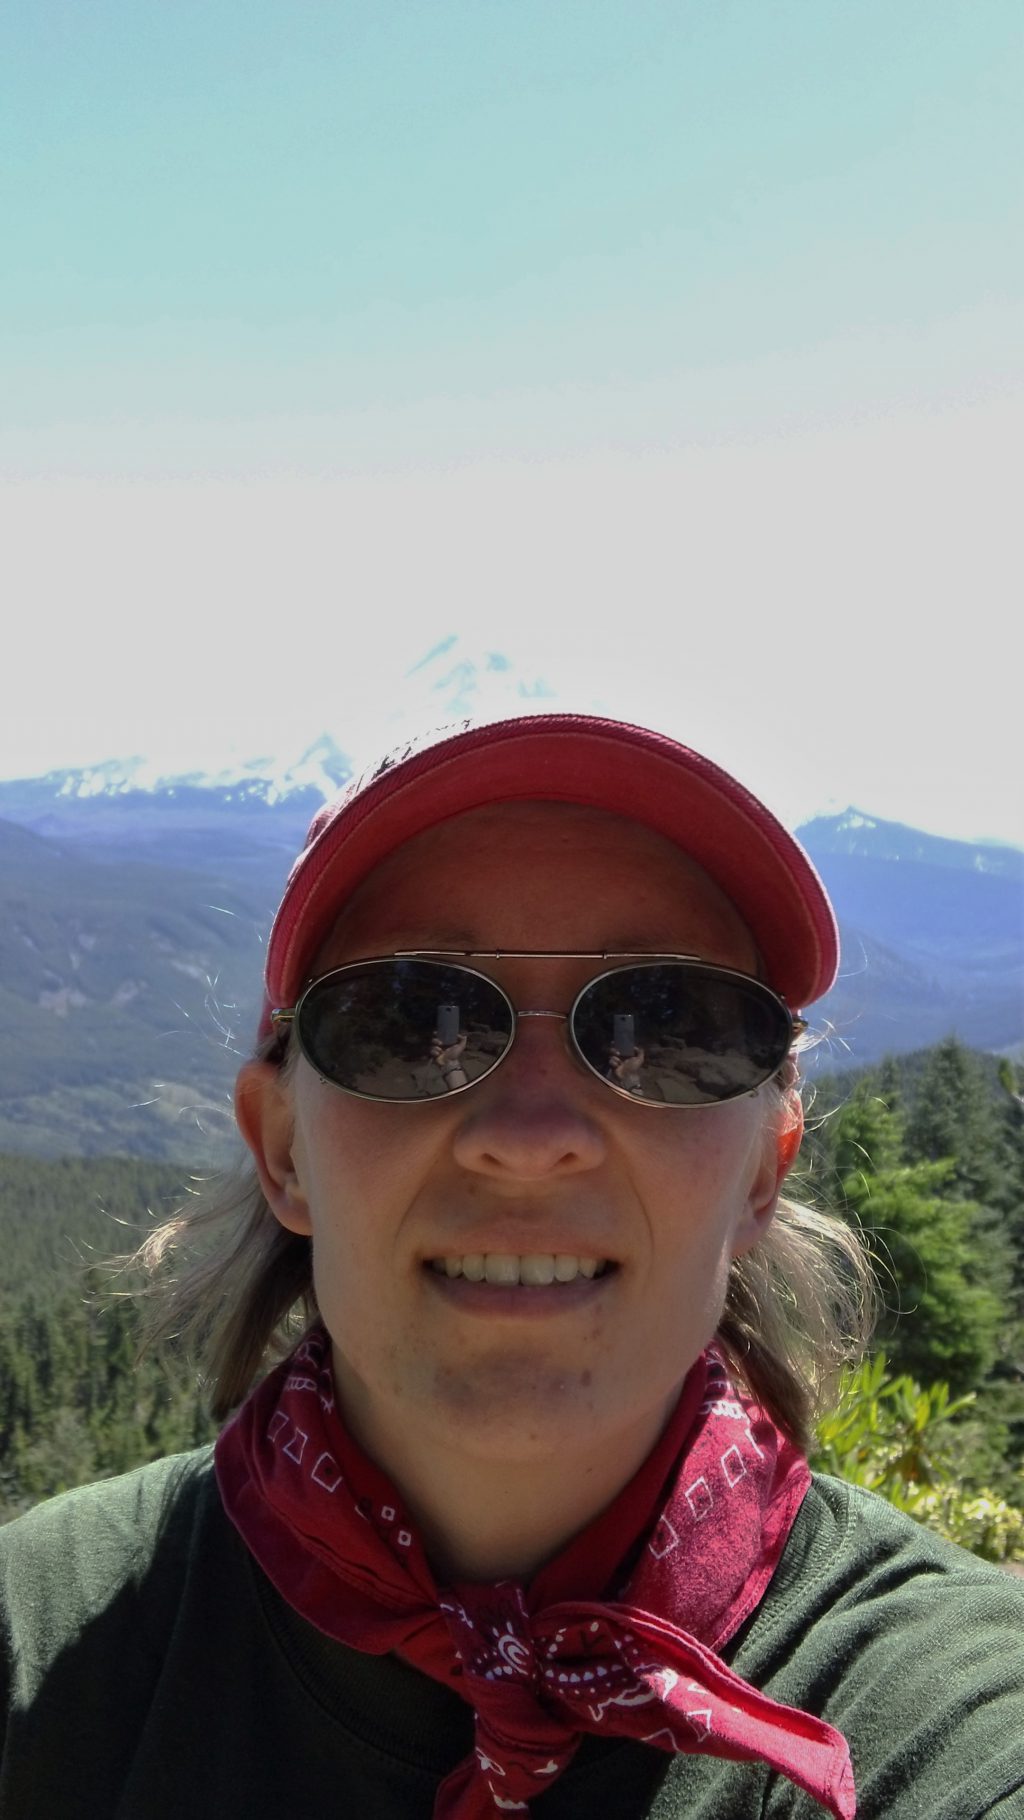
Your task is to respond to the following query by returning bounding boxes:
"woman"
[1,714,1021,1819]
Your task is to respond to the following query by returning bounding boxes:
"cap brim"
[265,715,838,1022]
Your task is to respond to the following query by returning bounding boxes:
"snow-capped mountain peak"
[173,734,354,804]
[36,734,352,810]
[833,810,878,834]
[7,636,563,817]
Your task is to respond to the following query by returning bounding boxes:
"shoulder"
[764,1469,1024,1667]
[732,1474,1024,1818]
[788,1471,1024,1607]
[0,1448,216,1696]
[0,1446,215,1580]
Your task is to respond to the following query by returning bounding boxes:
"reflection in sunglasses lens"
[299,962,513,1100]
[572,966,787,1104]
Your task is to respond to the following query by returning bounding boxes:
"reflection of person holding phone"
[607,1011,646,1095]
[431,1002,468,1090]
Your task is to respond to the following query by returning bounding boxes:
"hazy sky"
[4,2,1022,842]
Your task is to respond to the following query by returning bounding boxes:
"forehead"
[318,801,760,973]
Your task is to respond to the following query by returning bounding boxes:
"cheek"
[640,1102,761,1199]
[635,1106,770,1283]
[292,1082,440,1255]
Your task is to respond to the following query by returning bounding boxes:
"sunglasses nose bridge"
[506,1008,571,1067]
[474,1006,609,1124]
[486,1005,578,1085]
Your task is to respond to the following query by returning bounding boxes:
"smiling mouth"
[426,1253,615,1286]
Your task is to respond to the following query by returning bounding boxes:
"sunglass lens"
[297,961,513,1101]
[572,965,791,1104]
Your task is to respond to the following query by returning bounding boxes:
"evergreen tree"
[904,1037,1008,1209]
[828,1083,1015,1399]
[832,1078,903,1184]
[875,1054,902,1116]
[841,1158,1005,1393]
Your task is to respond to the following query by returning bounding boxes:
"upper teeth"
[430,1253,606,1285]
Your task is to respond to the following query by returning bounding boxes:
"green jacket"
[1,1450,1022,1817]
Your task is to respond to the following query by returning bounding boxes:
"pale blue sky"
[3,2,1022,841]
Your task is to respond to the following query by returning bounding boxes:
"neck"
[395,1443,653,1584]
[331,1355,683,1583]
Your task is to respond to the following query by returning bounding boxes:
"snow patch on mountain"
[44,734,353,808]
[186,733,353,804]
[56,756,165,799]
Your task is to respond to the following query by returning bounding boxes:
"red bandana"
[215,1327,855,1819]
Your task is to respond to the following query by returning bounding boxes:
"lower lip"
[424,1268,617,1318]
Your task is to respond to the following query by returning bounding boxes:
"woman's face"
[240,803,800,1472]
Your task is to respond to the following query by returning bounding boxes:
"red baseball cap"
[260,714,838,1035]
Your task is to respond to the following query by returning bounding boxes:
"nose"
[450,1015,607,1180]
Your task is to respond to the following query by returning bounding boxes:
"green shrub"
[811,1354,1024,1564]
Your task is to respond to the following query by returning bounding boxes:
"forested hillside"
[1,1040,1022,1553]
[0,1156,217,1523]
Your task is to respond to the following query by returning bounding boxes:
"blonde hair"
[134,1052,875,1449]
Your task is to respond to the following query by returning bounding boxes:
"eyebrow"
[391,938,693,957]
[382,930,482,952]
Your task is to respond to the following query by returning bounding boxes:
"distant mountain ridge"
[798,809,1023,878]
[794,810,1022,1071]
[0,734,353,848]
[0,745,1020,1162]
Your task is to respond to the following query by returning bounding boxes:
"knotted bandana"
[216,1327,855,1818]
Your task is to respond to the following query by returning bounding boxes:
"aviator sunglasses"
[271,954,806,1108]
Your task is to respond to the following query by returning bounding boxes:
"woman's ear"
[774,1088,805,1179]
[235,1059,313,1236]
[732,1088,805,1258]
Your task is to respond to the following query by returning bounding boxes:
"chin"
[428,1360,606,1456]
